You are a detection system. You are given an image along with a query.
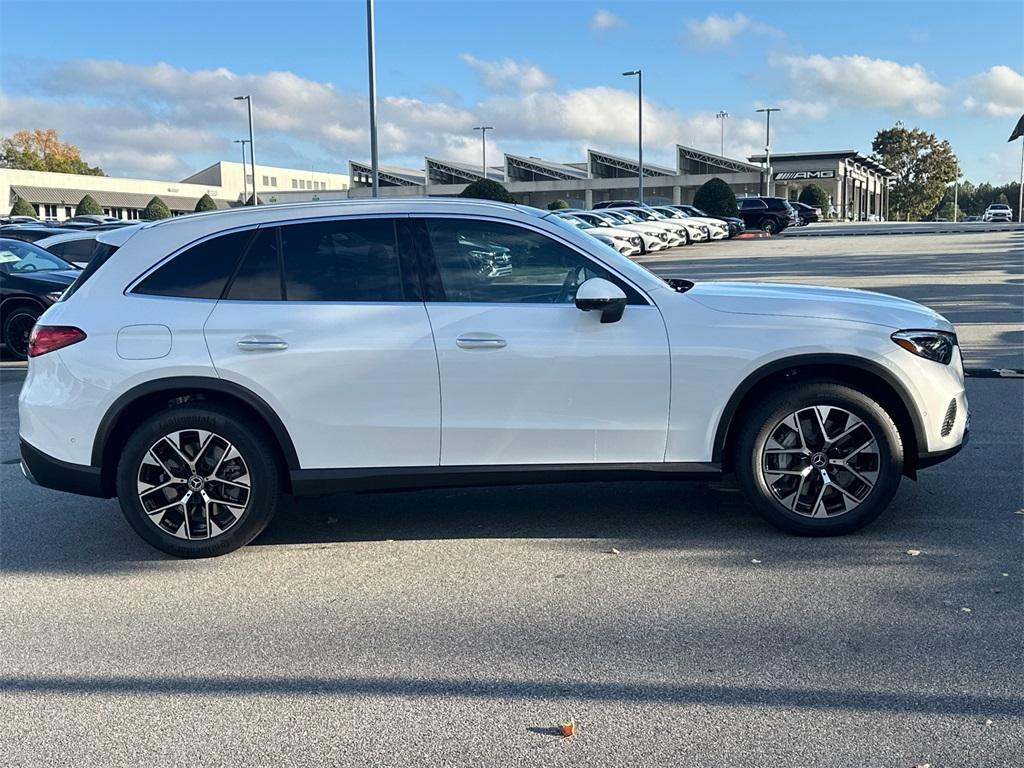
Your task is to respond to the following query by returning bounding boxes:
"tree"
[932,200,964,221]
[693,177,738,218]
[459,178,514,203]
[194,193,218,212]
[0,129,104,175]
[871,123,957,221]
[798,183,830,214]
[76,194,103,216]
[10,198,37,217]
[141,196,172,220]
[547,199,570,210]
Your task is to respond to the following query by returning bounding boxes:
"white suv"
[19,199,969,557]
[982,203,1013,222]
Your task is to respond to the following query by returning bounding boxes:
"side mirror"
[575,277,627,324]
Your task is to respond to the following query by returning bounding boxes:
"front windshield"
[629,209,655,220]
[609,211,641,223]
[688,206,709,216]
[658,209,685,219]
[643,210,670,220]
[0,238,75,274]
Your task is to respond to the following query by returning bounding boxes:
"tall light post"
[756,106,781,196]
[715,110,729,157]
[366,0,380,197]
[952,157,959,223]
[234,96,257,205]
[622,69,643,204]
[473,126,494,179]
[233,139,250,205]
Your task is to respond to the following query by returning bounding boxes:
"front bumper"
[917,417,970,470]
[20,439,109,498]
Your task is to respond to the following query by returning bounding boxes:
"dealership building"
[3,145,890,222]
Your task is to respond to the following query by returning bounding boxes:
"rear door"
[203,216,440,470]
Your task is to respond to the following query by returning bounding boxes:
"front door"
[204,216,440,470]
[416,216,670,466]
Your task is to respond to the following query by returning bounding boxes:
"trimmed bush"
[76,194,103,216]
[194,193,218,212]
[141,196,172,220]
[459,178,514,203]
[798,183,830,213]
[693,177,738,218]
[547,199,570,210]
[10,198,37,217]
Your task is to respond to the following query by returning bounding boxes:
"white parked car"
[34,231,101,268]
[571,211,669,253]
[621,207,702,243]
[19,199,969,557]
[555,213,642,257]
[598,209,686,247]
[652,206,729,240]
[982,204,1013,222]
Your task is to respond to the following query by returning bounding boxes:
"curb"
[782,225,1024,238]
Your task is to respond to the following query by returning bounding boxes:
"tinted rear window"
[133,230,254,299]
[225,228,282,301]
[60,242,119,301]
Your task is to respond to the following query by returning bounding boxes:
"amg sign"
[775,170,836,181]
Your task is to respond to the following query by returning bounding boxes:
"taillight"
[28,326,87,358]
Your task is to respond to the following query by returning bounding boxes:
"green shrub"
[10,197,37,217]
[75,194,103,216]
[459,178,514,203]
[194,193,218,212]
[693,177,738,218]
[798,183,830,213]
[141,196,172,220]
[547,199,570,210]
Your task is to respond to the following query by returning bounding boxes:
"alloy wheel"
[136,429,251,539]
[761,405,879,518]
[5,310,37,359]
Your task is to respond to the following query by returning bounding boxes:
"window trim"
[409,213,653,307]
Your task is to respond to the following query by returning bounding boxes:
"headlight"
[891,330,957,365]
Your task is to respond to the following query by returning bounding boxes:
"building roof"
[425,157,505,184]
[505,154,589,181]
[747,150,893,176]
[677,145,762,174]
[10,185,231,211]
[348,161,425,186]
[587,149,676,178]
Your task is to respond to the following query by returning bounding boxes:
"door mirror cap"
[575,277,627,324]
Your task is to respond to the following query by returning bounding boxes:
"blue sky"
[2,0,1022,183]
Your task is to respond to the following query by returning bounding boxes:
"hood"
[686,281,953,332]
[7,269,80,289]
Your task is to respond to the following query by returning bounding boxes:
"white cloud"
[589,9,623,33]
[683,13,780,48]
[776,54,945,115]
[963,65,1024,117]
[460,54,555,93]
[776,99,829,121]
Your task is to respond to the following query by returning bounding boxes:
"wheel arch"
[1,295,46,323]
[713,354,926,478]
[93,376,299,495]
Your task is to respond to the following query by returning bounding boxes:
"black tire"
[116,403,282,557]
[3,306,40,360]
[735,380,903,536]
[760,217,778,234]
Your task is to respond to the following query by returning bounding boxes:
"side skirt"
[290,462,722,496]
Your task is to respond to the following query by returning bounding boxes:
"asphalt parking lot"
[1,229,1022,767]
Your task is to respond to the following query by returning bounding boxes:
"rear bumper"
[20,439,109,498]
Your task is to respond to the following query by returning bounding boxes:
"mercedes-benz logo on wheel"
[810,452,829,469]
[187,474,205,491]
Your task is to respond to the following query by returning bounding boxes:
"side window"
[225,227,282,300]
[423,218,625,304]
[134,229,253,299]
[280,218,403,302]
[64,239,96,262]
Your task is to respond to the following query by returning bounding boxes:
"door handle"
[456,335,507,349]
[237,336,288,352]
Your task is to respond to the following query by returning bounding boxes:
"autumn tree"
[871,123,956,221]
[0,129,104,176]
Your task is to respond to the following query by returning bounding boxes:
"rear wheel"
[116,403,281,557]
[3,306,40,360]
[735,381,903,536]
[760,218,778,234]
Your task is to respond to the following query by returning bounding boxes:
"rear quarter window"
[133,229,255,299]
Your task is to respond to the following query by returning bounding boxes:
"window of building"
[43,204,58,218]
[270,177,277,187]
[64,206,73,219]
[245,174,253,185]
[292,179,298,189]
[262,175,269,186]
[127,209,140,220]
[423,219,621,304]
[134,229,255,299]
[280,218,403,302]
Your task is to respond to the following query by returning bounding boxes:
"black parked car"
[791,201,821,225]
[0,225,79,243]
[735,197,797,234]
[0,238,80,359]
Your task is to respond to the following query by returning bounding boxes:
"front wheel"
[760,218,778,234]
[116,404,282,557]
[735,381,903,536]
[3,306,40,360]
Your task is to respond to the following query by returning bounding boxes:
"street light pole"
[716,110,729,156]
[473,126,494,179]
[234,96,257,205]
[622,69,643,204]
[233,139,250,205]
[953,158,959,223]
[366,0,380,197]
[756,107,781,196]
